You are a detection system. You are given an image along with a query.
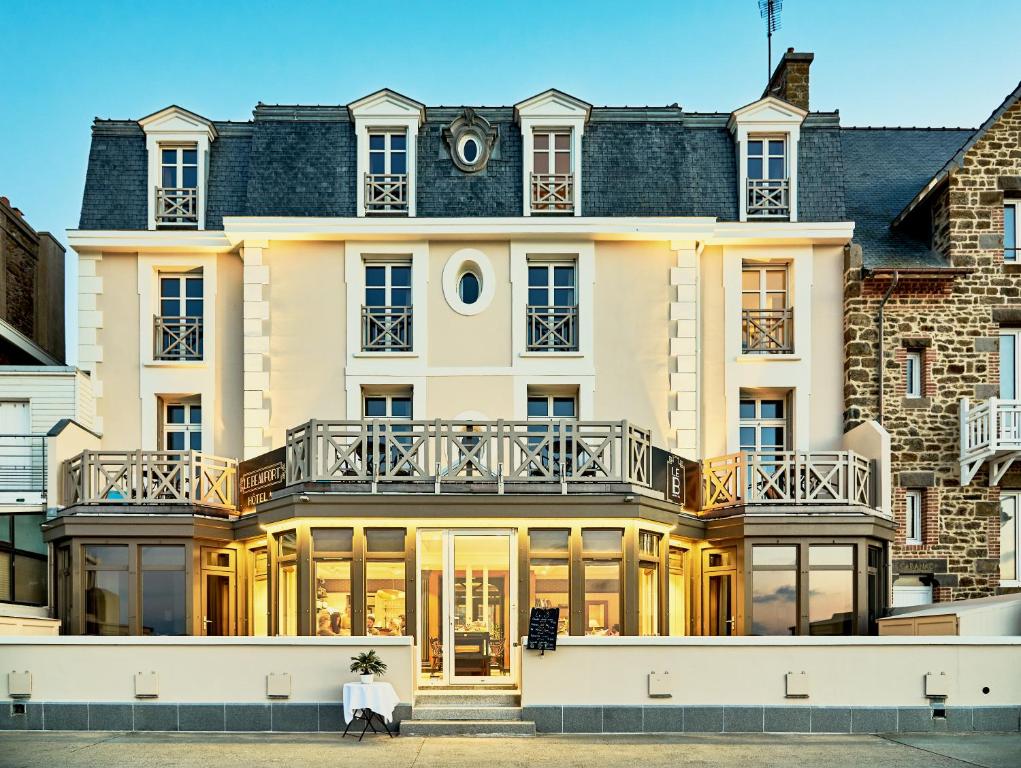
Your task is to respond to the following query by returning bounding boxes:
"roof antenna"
[759,0,783,83]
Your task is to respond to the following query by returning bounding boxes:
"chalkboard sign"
[526,607,560,652]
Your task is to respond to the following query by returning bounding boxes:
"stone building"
[0,196,65,365]
[844,83,1021,605]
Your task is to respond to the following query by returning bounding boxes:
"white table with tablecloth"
[342,681,401,725]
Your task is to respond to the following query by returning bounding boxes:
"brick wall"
[844,97,1021,601]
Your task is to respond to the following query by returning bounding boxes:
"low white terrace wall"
[0,636,414,704]
[520,637,1021,708]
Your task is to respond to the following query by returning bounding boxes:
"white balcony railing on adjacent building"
[959,397,1021,485]
[286,419,651,490]
[364,173,409,214]
[155,187,199,227]
[701,450,875,513]
[530,173,574,214]
[62,450,238,512]
[361,305,413,351]
[746,178,790,218]
[741,307,793,354]
[154,316,203,360]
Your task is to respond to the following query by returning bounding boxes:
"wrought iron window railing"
[526,305,578,352]
[365,173,409,215]
[701,450,875,513]
[747,178,790,218]
[62,450,237,511]
[361,305,413,352]
[741,307,793,354]
[530,173,574,214]
[155,187,199,227]
[154,316,203,361]
[0,434,46,494]
[286,418,651,490]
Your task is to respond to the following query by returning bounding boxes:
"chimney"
[763,48,813,111]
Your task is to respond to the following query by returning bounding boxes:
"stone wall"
[844,96,1021,601]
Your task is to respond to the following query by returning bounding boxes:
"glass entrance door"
[702,548,736,636]
[418,530,516,686]
[201,547,235,636]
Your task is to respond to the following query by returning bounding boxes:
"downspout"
[875,270,900,425]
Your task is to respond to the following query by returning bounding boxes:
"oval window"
[458,271,481,305]
[460,137,480,164]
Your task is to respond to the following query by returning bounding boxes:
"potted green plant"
[350,650,388,684]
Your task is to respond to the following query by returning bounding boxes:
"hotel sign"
[238,447,286,510]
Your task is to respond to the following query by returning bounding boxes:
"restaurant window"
[366,528,406,636]
[313,528,353,636]
[638,531,661,636]
[251,548,268,636]
[140,545,186,636]
[276,531,298,636]
[751,545,798,636]
[528,529,569,635]
[0,513,47,606]
[905,489,923,545]
[1002,492,1020,583]
[84,545,130,635]
[582,529,622,635]
[808,545,855,635]
[667,546,687,636]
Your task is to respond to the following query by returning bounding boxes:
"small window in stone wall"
[1005,202,1018,263]
[905,350,923,399]
[904,489,923,545]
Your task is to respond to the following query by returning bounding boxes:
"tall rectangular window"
[0,514,46,606]
[157,271,203,360]
[368,131,407,176]
[366,131,408,214]
[161,146,198,189]
[84,545,130,635]
[750,545,798,636]
[533,130,572,176]
[905,350,923,398]
[251,548,268,636]
[1001,330,1020,399]
[528,529,569,635]
[808,545,855,636]
[739,397,787,455]
[531,131,574,212]
[527,261,578,351]
[741,264,791,353]
[746,137,789,218]
[1002,492,1019,582]
[638,531,661,636]
[905,489,923,545]
[363,261,412,351]
[313,528,352,636]
[140,545,186,636]
[747,137,786,180]
[1006,203,1018,263]
[276,531,298,636]
[157,146,199,226]
[668,547,687,636]
[366,528,406,636]
[582,529,622,636]
[163,401,201,451]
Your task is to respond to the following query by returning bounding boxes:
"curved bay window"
[582,529,622,636]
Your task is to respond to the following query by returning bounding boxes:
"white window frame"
[526,259,579,353]
[905,350,923,399]
[738,396,789,454]
[139,106,215,230]
[515,90,590,217]
[162,401,202,451]
[741,263,788,310]
[361,390,414,420]
[526,390,578,420]
[1000,329,1021,399]
[746,135,787,181]
[349,90,424,217]
[904,489,923,545]
[532,129,572,176]
[1002,491,1019,585]
[159,146,198,190]
[1005,202,1018,263]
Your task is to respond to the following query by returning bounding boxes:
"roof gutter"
[875,270,900,425]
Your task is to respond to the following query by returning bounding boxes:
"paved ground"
[0,732,1019,768]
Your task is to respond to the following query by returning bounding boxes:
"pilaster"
[242,241,270,459]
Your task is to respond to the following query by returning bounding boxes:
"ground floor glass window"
[808,545,855,635]
[84,545,130,635]
[583,529,622,635]
[529,529,570,635]
[751,545,798,635]
[140,545,186,636]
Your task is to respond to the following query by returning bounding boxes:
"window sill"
[1000,579,1021,588]
[145,359,207,369]
[1003,263,1021,274]
[353,351,418,359]
[519,351,585,358]
[736,354,801,362]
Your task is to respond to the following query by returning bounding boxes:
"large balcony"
[286,419,651,491]
[62,450,237,513]
[701,450,877,515]
[960,397,1021,485]
[155,187,198,227]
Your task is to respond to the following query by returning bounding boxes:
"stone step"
[414,692,520,707]
[412,706,522,721]
[399,719,536,737]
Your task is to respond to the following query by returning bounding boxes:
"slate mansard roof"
[78,99,977,269]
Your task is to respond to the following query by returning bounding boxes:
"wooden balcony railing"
[742,307,793,354]
[286,419,651,490]
[155,187,199,227]
[960,397,1021,485]
[701,451,874,513]
[747,178,790,218]
[62,450,237,511]
[154,316,203,360]
[526,305,578,352]
[361,305,413,351]
[365,173,408,214]
[530,173,574,213]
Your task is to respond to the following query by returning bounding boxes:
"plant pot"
[359,674,374,684]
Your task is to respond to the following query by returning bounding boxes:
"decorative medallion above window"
[442,108,498,173]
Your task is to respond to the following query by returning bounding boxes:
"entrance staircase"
[401,688,535,736]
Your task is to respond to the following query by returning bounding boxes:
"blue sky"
[3,0,1021,361]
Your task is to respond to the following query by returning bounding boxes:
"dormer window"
[515,89,591,217]
[365,131,408,215]
[746,137,789,219]
[138,106,216,231]
[727,96,805,223]
[349,89,425,217]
